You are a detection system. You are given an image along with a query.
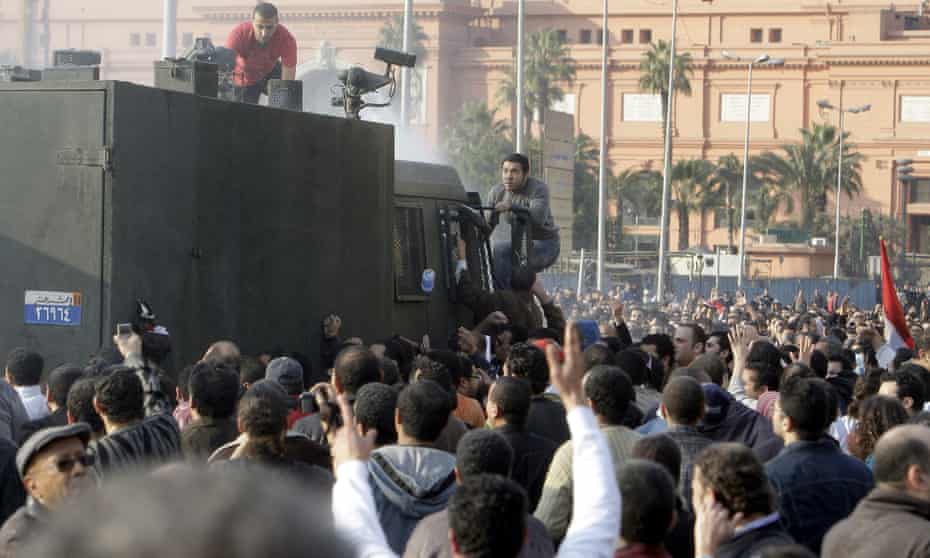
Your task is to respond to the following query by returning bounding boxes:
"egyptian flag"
[880,239,915,351]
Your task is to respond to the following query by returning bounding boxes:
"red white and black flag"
[880,238,915,351]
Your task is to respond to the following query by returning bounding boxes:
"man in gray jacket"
[368,380,457,554]
[488,153,560,290]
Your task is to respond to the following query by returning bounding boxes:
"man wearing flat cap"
[0,423,93,557]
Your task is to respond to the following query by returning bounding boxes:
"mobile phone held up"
[116,323,133,338]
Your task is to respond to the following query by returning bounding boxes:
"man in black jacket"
[181,361,240,461]
[487,377,557,512]
[504,344,569,447]
[692,443,793,558]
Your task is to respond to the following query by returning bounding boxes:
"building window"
[621,29,634,44]
[580,29,592,44]
[910,179,930,203]
[182,32,194,48]
[130,33,141,47]
[901,96,930,122]
[750,28,763,43]
[555,29,568,43]
[596,29,605,44]
[769,28,782,43]
[145,33,157,47]
[639,29,653,43]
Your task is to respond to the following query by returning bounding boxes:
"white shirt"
[332,406,621,558]
[15,385,48,421]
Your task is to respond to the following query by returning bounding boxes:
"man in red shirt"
[225,2,298,104]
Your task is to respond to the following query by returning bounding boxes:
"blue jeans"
[492,236,560,290]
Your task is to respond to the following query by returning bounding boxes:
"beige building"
[3,0,930,269]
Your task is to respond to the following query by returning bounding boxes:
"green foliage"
[838,210,906,277]
[670,159,719,250]
[639,40,694,131]
[755,123,864,231]
[496,29,576,142]
[444,101,512,199]
[572,134,601,250]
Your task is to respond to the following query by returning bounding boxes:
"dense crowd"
[0,267,928,558]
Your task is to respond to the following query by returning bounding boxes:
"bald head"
[202,341,241,370]
[873,424,930,493]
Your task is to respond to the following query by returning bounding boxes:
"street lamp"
[596,0,609,290]
[515,0,526,153]
[400,0,414,128]
[817,100,871,279]
[721,51,785,288]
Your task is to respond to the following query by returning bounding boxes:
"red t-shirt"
[225,21,298,86]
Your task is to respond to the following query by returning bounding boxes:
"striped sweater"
[89,413,181,479]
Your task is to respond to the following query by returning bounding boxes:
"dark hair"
[189,361,240,419]
[694,443,774,517]
[239,357,266,388]
[893,348,916,372]
[5,348,43,386]
[238,380,289,459]
[334,346,381,397]
[882,366,927,411]
[779,375,830,440]
[873,426,930,485]
[455,429,514,479]
[397,380,450,443]
[744,360,781,392]
[851,395,909,460]
[94,368,145,424]
[584,365,634,425]
[426,350,466,387]
[501,153,529,173]
[583,344,617,371]
[641,334,674,363]
[618,460,677,545]
[46,365,84,408]
[616,349,649,385]
[506,343,549,395]
[708,331,732,363]
[489,377,531,427]
[909,411,930,427]
[414,357,457,412]
[783,362,817,381]
[176,365,195,400]
[26,470,350,558]
[354,383,398,447]
[632,434,682,486]
[252,2,278,19]
[662,376,705,425]
[448,475,526,558]
[67,379,104,434]
[380,358,400,386]
[510,267,537,292]
[747,341,784,378]
[809,350,828,378]
[848,368,884,418]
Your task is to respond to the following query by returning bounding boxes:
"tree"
[572,133,601,250]
[669,159,719,250]
[378,15,428,62]
[755,123,864,233]
[639,40,693,137]
[751,178,794,232]
[838,209,905,277]
[496,29,576,143]
[444,101,512,199]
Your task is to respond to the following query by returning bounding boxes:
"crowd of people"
[0,268,929,558]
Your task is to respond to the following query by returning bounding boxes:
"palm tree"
[751,179,794,232]
[755,123,864,233]
[639,40,693,137]
[670,159,719,250]
[496,29,576,143]
[573,133,602,250]
[445,101,512,197]
[378,15,428,63]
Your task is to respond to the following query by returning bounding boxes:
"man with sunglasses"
[0,423,93,556]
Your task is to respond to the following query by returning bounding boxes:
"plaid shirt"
[665,425,714,510]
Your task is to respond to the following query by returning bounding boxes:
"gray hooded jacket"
[367,445,457,554]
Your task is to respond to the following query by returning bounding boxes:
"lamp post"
[721,51,785,288]
[400,0,414,128]
[515,0,526,153]
[817,99,871,280]
[596,0,609,290]
[162,0,177,59]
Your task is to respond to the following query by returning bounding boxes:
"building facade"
[3,0,930,273]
